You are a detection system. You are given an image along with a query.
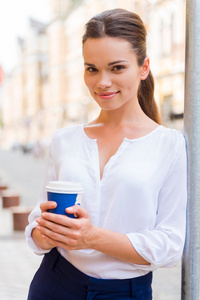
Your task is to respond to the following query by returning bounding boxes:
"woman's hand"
[32,201,57,250]
[35,205,96,251]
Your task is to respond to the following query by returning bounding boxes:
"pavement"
[0,150,44,300]
[0,206,42,300]
[0,149,183,300]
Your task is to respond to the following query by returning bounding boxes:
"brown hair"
[82,8,161,124]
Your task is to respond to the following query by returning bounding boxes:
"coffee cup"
[46,181,84,218]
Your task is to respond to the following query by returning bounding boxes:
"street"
[0,149,182,300]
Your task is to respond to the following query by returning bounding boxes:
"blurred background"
[0,0,185,299]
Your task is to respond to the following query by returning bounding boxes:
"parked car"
[21,143,34,154]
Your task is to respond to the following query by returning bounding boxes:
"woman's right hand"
[31,201,57,250]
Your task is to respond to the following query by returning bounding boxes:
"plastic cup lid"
[46,181,84,194]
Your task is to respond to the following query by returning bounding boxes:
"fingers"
[40,232,77,251]
[32,227,55,250]
[66,205,89,219]
[36,216,68,235]
[37,204,85,231]
[36,215,81,250]
[39,211,81,230]
[40,201,57,213]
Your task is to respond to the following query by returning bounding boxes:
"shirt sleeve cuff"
[126,233,181,270]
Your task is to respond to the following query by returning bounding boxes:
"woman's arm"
[88,226,150,265]
[36,204,150,265]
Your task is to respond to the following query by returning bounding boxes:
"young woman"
[26,8,187,300]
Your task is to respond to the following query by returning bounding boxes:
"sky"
[0,0,51,72]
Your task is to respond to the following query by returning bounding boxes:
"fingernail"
[67,207,73,212]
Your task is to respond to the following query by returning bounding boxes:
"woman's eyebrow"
[84,60,128,67]
[108,60,128,66]
[84,63,95,67]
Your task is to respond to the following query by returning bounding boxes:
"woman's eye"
[112,65,125,71]
[86,67,98,73]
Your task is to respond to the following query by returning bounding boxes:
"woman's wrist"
[86,225,102,249]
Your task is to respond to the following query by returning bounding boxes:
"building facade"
[0,0,185,149]
[148,0,185,130]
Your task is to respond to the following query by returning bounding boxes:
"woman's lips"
[95,91,119,100]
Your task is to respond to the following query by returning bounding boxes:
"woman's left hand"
[35,205,96,250]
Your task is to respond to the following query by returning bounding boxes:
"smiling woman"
[25,8,187,300]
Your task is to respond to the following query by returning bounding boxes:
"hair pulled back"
[82,8,161,124]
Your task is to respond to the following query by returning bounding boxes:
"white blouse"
[25,124,187,279]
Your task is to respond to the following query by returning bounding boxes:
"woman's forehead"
[83,37,135,62]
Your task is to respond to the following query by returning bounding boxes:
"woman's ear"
[140,57,150,80]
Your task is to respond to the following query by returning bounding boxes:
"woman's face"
[83,37,149,111]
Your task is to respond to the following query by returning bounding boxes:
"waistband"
[44,248,152,296]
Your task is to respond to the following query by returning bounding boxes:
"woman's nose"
[96,73,112,89]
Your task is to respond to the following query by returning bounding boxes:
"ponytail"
[138,70,161,124]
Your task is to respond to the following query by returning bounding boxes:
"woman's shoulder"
[52,124,84,140]
[158,125,184,139]
[53,124,83,136]
[156,125,186,150]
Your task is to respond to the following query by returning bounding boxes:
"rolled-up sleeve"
[127,137,187,270]
[25,135,58,254]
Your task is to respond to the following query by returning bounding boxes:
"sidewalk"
[0,203,42,300]
[0,150,182,299]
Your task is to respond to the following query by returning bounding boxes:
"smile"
[95,92,119,100]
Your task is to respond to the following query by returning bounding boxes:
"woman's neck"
[95,102,149,128]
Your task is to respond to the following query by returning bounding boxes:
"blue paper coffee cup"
[46,181,84,218]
